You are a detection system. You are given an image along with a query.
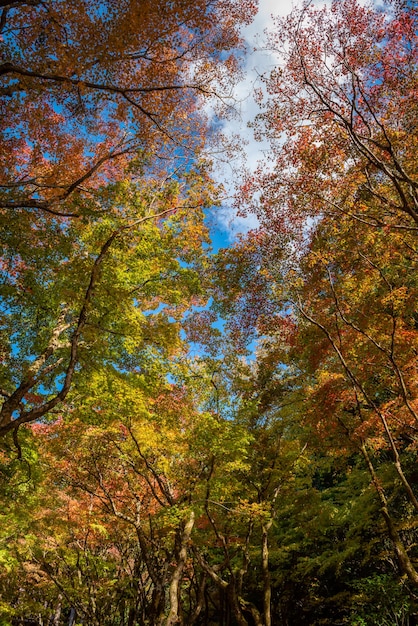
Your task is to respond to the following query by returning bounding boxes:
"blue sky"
[210,0,352,243]
[209,0,296,241]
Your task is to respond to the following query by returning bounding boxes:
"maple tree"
[2,359,259,624]
[289,218,418,587]
[1,0,418,623]
[0,0,256,218]
[0,0,257,436]
[241,0,417,236]
[212,0,418,611]
[211,214,418,619]
[0,159,216,439]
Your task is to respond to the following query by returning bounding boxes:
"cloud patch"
[212,0,295,237]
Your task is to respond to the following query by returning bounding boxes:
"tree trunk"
[49,595,62,626]
[262,520,273,626]
[228,583,248,626]
[361,443,418,588]
[68,608,76,626]
[166,511,195,626]
[189,573,207,624]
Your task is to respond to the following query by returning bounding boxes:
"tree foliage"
[1,0,417,624]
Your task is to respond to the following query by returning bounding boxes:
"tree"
[209,0,418,600]
[288,215,418,588]
[212,216,418,617]
[2,0,418,622]
[1,351,260,624]
[0,0,257,218]
[241,0,417,236]
[0,0,257,438]
[214,0,418,595]
[0,159,216,437]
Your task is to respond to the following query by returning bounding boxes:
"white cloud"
[212,0,295,238]
[211,0,347,238]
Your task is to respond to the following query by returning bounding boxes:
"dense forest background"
[0,0,417,624]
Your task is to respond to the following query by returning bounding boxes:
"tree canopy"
[0,0,417,625]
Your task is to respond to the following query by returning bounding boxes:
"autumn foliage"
[1,0,417,625]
